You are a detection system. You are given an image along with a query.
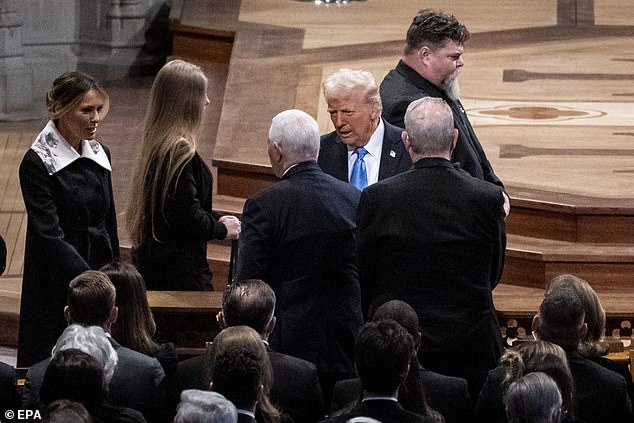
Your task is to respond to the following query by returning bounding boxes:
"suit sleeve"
[238,198,273,280]
[162,161,227,242]
[356,189,380,318]
[19,151,90,276]
[103,147,119,260]
[490,190,506,290]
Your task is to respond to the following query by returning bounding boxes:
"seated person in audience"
[43,399,94,423]
[23,270,166,422]
[208,326,286,423]
[319,320,437,423]
[475,340,577,423]
[39,347,145,423]
[318,68,412,188]
[174,390,237,423]
[178,279,324,422]
[0,233,6,275]
[545,273,634,399]
[504,372,563,423]
[532,282,632,423]
[101,262,178,405]
[0,360,21,417]
[332,300,470,423]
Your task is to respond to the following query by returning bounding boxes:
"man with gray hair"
[319,68,412,189]
[238,109,363,406]
[357,97,506,400]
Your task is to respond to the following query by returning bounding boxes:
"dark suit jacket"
[268,347,325,422]
[176,346,325,423]
[318,120,412,183]
[23,338,166,422]
[332,366,472,423]
[567,351,632,423]
[380,60,503,187]
[238,161,363,374]
[0,362,21,415]
[357,157,505,398]
[320,399,436,423]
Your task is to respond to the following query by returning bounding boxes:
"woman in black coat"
[126,60,240,291]
[17,72,119,366]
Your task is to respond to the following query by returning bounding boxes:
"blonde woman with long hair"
[127,60,240,291]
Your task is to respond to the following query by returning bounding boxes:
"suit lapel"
[378,121,403,181]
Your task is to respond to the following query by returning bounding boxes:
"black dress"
[134,152,227,291]
[18,122,119,367]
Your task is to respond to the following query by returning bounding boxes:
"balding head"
[219,279,276,339]
[403,97,456,161]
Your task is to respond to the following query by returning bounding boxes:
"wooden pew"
[147,290,223,357]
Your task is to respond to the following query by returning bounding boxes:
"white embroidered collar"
[30,120,112,175]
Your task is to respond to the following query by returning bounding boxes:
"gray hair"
[404,97,454,156]
[268,109,320,162]
[52,324,118,386]
[322,68,382,112]
[174,390,238,423]
[505,372,563,423]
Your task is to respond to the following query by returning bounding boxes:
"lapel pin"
[389,150,396,158]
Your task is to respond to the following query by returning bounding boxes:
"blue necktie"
[350,147,368,190]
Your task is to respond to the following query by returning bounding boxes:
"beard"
[441,71,461,100]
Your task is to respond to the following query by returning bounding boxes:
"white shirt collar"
[362,395,399,402]
[30,120,111,175]
[364,118,384,159]
[236,409,256,418]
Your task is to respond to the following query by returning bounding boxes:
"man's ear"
[217,310,227,330]
[531,314,540,335]
[414,331,422,351]
[109,306,118,325]
[402,131,410,150]
[449,128,459,156]
[264,315,276,339]
[580,322,588,340]
[272,141,283,163]
[64,306,72,323]
[419,46,432,64]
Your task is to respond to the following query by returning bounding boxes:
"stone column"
[0,0,35,120]
[78,0,157,80]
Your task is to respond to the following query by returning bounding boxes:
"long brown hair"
[100,262,159,356]
[126,59,208,246]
